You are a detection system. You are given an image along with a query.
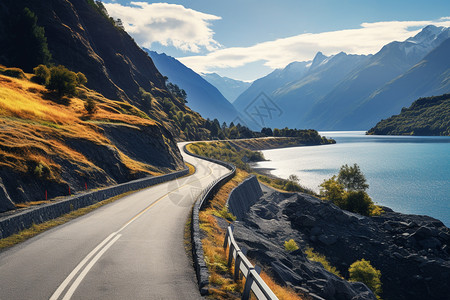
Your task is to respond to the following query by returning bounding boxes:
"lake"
[253,131,450,227]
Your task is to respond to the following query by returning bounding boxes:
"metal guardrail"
[183,143,278,299]
[224,224,279,300]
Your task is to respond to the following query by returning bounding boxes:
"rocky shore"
[232,184,450,300]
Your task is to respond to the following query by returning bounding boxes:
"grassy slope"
[0,71,180,207]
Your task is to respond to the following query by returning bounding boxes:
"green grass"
[305,247,342,278]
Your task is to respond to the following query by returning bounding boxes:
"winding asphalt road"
[0,143,228,299]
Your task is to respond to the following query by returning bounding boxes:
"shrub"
[284,239,299,252]
[33,64,50,85]
[84,98,97,115]
[349,259,382,298]
[305,247,342,277]
[46,65,77,98]
[343,190,373,216]
[76,72,87,86]
[1,67,27,79]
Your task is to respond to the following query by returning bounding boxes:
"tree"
[10,8,52,72]
[288,174,299,183]
[338,163,369,191]
[33,64,50,85]
[320,166,378,217]
[349,259,382,299]
[76,72,87,86]
[46,65,77,98]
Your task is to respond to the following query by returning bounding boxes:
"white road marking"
[49,232,118,300]
[50,157,216,300]
[62,234,122,300]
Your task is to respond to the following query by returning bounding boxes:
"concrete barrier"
[227,175,263,221]
[0,168,188,239]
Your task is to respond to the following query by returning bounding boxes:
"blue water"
[254,131,450,227]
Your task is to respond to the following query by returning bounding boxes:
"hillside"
[367,94,450,136]
[0,70,184,212]
[146,50,239,123]
[0,0,212,141]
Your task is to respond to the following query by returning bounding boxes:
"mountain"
[306,25,450,130]
[367,94,450,136]
[0,0,219,141]
[234,25,450,130]
[340,37,450,130]
[146,51,239,123]
[234,53,368,129]
[201,73,251,103]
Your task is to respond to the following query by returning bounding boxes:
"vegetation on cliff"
[0,68,183,211]
[367,94,450,136]
[320,164,383,216]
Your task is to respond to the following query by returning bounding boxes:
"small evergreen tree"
[11,8,52,71]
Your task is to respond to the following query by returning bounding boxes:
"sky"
[102,0,450,81]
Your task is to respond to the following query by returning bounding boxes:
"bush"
[284,239,299,252]
[349,259,382,298]
[46,65,77,98]
[305,247,342,277]
[76,72,87,86]
[0,67,27,79]
[344,191,373,216]
[33,64,50,85]
[84,98,97,115]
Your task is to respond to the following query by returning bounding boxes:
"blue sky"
[103,0,450,81]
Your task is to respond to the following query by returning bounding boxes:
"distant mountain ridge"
[201,72,251,103]
[147,50,239,123]
[233,25,450,130]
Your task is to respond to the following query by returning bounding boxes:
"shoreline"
[249,140,450,228]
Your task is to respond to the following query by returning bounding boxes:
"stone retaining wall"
[0,169,188,239]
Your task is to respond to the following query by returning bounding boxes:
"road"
[0,143,228,299]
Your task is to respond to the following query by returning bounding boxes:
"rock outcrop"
[233,184,450,300]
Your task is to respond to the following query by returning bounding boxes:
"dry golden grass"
[0,72,167,196]
[199,168,305,299]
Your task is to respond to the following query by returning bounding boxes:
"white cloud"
[178,19,450,75]
[103,1,221,52]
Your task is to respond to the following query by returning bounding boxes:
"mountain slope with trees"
[367,94,450,136]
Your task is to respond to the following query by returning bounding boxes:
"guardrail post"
[234,250,242,281]
[227,243,234,268]
[242,268,255,300]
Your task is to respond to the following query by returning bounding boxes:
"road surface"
[0,143,228,299]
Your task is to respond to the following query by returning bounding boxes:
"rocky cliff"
[233,184,450,300]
